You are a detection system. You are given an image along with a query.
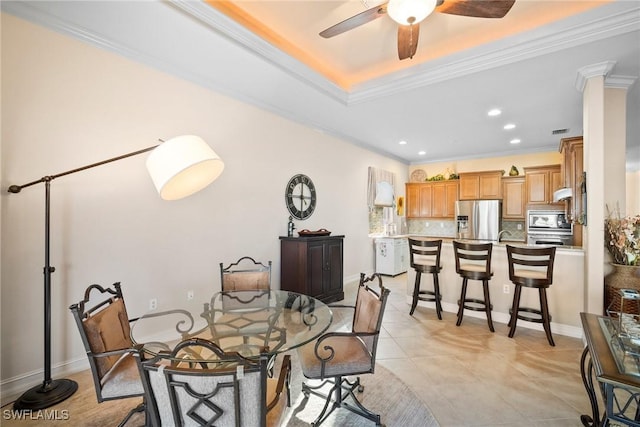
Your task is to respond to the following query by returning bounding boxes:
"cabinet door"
[418,185,433,217]
[431,183,446,217]
[459,175,480,200]
[325,239,343,298]
[307,241,325,298]
[551,169,563,195]
[502,177,525,219]
[526,171,549,204]
[479,174,502,199]
[445,181,459,217]
[406,184,421,218]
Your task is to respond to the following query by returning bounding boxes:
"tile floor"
[345,272,592,427]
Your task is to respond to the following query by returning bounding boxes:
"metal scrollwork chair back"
[68,282,145,427]
[134,337,291,427]
[220,256,272,292]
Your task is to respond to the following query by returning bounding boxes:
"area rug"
[283,353,439,427]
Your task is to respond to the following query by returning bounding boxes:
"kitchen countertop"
[370,234,583,251]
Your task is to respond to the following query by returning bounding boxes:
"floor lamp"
[9,135,224,411]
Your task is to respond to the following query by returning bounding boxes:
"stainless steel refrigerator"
[455,200,502,241]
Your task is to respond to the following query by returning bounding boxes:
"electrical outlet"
[503,285,510,294]
[440,222,444,228]
[149,298,157,310]
[517,224,523,230]
[187,290,194,301]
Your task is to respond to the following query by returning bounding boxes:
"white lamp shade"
[387,0,437,25]
[374,181,395,207]
[146,135,224,200]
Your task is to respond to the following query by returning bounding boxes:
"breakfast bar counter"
[404,237,585,335]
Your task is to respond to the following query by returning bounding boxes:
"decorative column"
[576,61,637,314]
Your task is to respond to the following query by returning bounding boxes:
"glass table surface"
[131,289,333,361]
[599,316,640,378]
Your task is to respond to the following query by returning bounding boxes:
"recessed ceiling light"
[488,109,502,116]
[399,140,407,145]
[510,139,521,144]
[418,151,426,155]
[504,124,516,130]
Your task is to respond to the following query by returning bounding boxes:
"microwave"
[527,210,572,235]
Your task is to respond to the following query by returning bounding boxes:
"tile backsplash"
[408,219,456,237]
[407,218,526,240]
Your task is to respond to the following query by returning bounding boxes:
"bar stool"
[453,241,495,332]
[408,238,443,319]
[506,245,556,346]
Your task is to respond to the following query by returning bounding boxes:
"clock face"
[285,174,317,220]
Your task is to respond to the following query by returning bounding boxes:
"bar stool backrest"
[453,241,493,279]
[408,238,442,273]
[506,245,556,288]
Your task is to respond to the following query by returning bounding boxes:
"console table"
[580,312,640,426]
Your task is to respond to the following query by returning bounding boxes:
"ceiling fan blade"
[319,2,389,38]
[397,24,419,60]
[436,0,516,18]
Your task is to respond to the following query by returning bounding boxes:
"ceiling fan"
[320,0,516,60]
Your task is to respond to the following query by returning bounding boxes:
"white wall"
[0,13,408,396]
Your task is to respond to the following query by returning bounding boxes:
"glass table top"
[131,289,333,361]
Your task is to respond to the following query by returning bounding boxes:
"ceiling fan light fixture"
[387,0,437,25]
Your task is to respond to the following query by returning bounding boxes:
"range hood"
[553,187,573,202]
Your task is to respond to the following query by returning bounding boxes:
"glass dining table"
[130,289,333,360]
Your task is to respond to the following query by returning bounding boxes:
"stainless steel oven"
[526,210,573,246]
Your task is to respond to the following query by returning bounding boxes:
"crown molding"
[350,5,640,103]
[605,74,637,90]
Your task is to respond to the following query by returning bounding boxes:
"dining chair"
[297,272,390,426]
[220,256,272,291]
[69,282,145,427]
[135,337,290,427]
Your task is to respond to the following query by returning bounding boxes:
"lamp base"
[13,379,78,411]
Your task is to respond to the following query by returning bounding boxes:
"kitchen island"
[405,237,585,338]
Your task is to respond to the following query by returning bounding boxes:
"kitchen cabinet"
[406,183,432,218]
[279,235,344,303]
[406,181,458,218]
[559,136,584,223]
[502,176,526,219]
[459,171,503,200]
[524,165,563,206]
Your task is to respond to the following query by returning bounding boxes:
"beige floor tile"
[371,272,591,426]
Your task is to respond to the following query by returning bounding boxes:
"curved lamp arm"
[7,135,223,412]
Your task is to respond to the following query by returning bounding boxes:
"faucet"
[498,230,512,242]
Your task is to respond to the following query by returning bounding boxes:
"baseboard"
[1,357,89,407]
[406,296,584,339]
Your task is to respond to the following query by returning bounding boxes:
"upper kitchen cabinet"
[502,176,526,219]
[406,181,458,218]
[459,171,503,200]
[524,165,563,205]
[559,136,584,223]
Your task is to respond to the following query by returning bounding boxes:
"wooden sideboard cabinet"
[406,181,458,219]
[459,171,503,200]
[502,176,526,219]
[524,165,563,206]
[279,235,344,303]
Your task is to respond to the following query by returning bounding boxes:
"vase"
[604,264,640,315]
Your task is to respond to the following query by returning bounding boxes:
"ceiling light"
[418,150,426,155]
[387,0,437,25]
[487,109,502,116]
[510,139,521,144]
[399,140,407,145]
[504,124,516,130]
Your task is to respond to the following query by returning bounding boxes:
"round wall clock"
[285,174,317,220]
